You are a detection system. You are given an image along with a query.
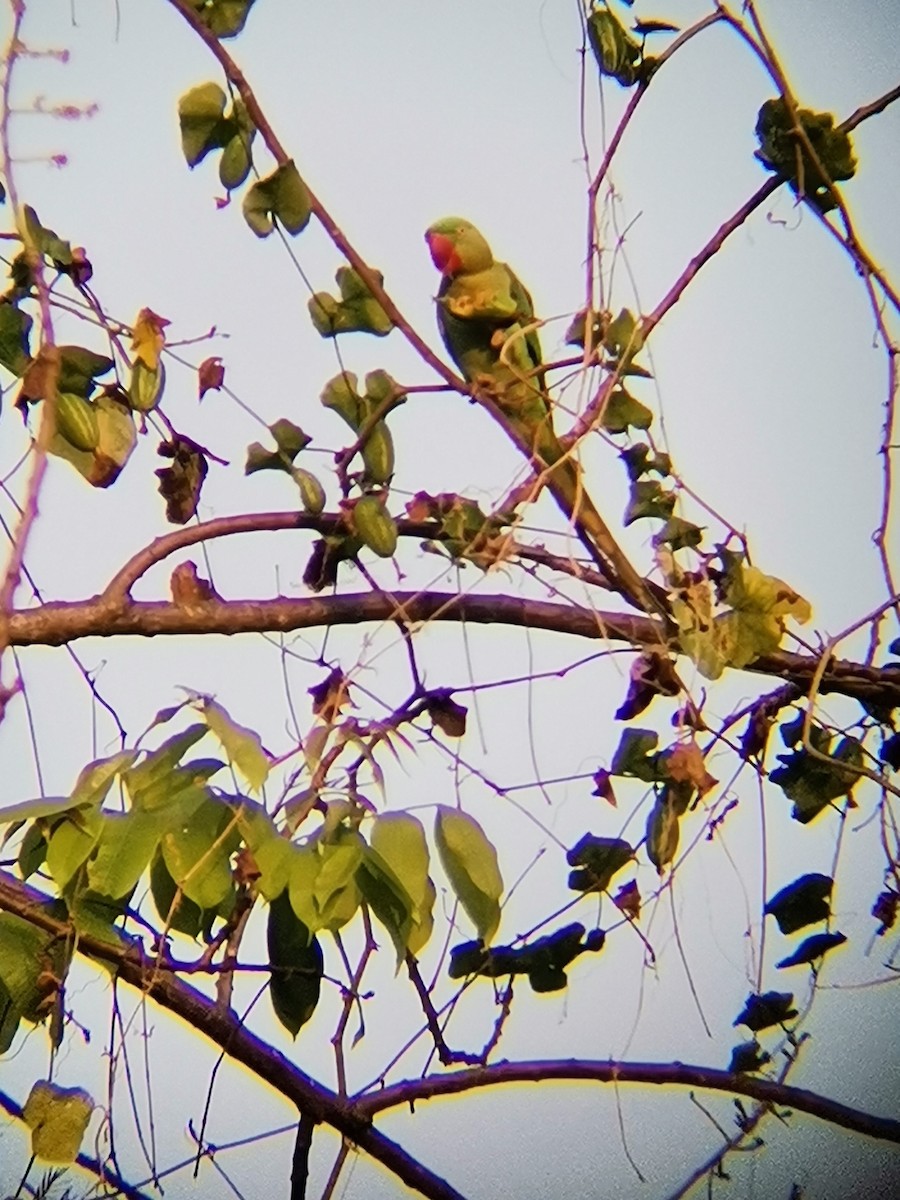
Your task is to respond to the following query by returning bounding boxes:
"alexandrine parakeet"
[425,216,656,613]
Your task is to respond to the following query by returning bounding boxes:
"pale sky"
[1,2,899,1198]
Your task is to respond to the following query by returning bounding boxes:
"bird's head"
[425,218,494,277]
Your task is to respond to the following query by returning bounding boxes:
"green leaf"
[150,849,221,938]
[357,848,416,969]
[17,823,47,880]
[602,387,654,435]
[645,792,679,874]
[0,795,77,825]
[69,750,136,808]
[160,795,239,910]
[178,82,229,167]
[57,345,113,397]
[198,697,269,792]
[0,302,32,375]
[0,910,68,1027]
[267,889,323,1037]
[218,101,255,189]
[369,813,434,956]
[755,97,857,213]
[775,931,847,970]
[243,161,311,237]
[586,3,643,87]
[765,873,833,934]
[733,990,797,1032]
[288,830,364,935]
[271,418,311,458]
[566,835,633,893]
[86,811,163,899]
[653,516,704,551]
[23,1080,94,1164]
[434,807,503,944]
[46,808,104,890]
[22,206,73,265]
[0,975,20,1054]
[320,371,363,428]
[308,267,393,337]
[232,799,292,900]
[770,735,863,823]
[189,0,257,37]
[124,724,217,813]
[624,479,676,525]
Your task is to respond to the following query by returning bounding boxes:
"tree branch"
[356,1058,900,1146]
[5,585,900,709]
[0,870,465,1200]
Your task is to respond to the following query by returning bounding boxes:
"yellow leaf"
[131,307,169,370]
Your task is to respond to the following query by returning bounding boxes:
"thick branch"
[357,1060,900,1147]
[0,871,464,1200]
[4,587,900,709]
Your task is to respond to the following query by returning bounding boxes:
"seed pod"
[55,391,100,452]
[292,467,326,515]
[129,358,165,413]
[360,420,394,484]
[353,494,397,558]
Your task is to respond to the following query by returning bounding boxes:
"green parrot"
[425,216,657,614]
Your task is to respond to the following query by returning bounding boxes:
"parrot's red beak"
[426,231,461,277]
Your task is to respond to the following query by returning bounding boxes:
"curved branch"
[5,585,900,709]
[0,871,464,1200]
[356,1059,900,1146]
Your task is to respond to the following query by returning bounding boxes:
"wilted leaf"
[775,931,847,970]
[610,728,660,781]
[591,768,617,807]
[613,879,641,920]
[664,741,717,797]
[426,691,467,737]
[309,667,350,722]
[198,356,225,399]
[567,834,633,893]
[156,435,209,524]
[765,873,833,934]
[770,734,863,823]
[131,307,169,371]
[733,990,797,1032]
[728,1041,770,1074]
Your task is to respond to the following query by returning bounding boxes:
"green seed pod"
[353,494,397,558]
[360,420,394,484]
[128,358,165,413]
[55,391,100,452]
[292,467,326,515]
